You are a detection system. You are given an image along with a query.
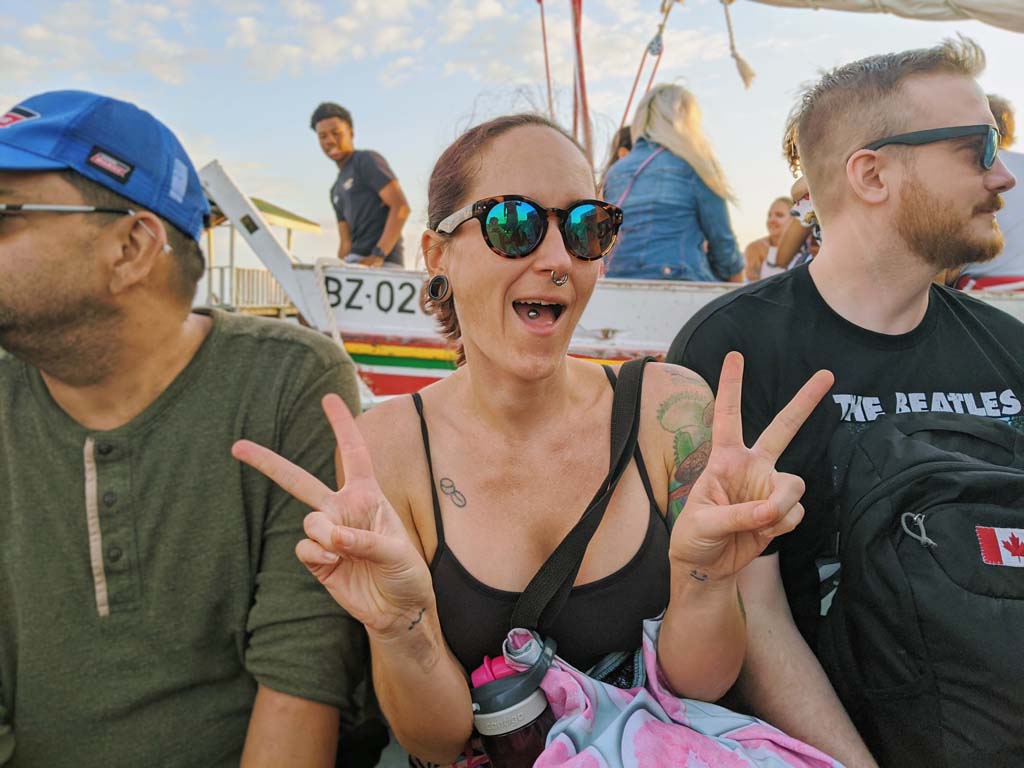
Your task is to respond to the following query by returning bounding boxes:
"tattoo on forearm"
[408,607,426,631]
[689,569,709,582]
[439,477,467,508]
[659,379,714,521]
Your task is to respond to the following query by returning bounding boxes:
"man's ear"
[105,211,168,295]
[421,229,449,275]
[845,149,891,206]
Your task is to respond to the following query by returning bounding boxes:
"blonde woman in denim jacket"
[603,84,744,282]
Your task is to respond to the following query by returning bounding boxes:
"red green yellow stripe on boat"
[342,338,635,396]
[343,340,455,396]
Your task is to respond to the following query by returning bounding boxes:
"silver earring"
[551,270,569,286]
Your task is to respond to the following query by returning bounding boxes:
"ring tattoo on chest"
[439,477,467,507]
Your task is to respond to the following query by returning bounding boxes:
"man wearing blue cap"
[0,91,368,767]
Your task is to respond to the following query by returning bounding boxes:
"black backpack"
[818,412,1024,768]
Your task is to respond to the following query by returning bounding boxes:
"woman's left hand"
[669,351,834,582]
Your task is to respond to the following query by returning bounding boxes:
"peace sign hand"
[232,395,434,639]
[669,352,834,581]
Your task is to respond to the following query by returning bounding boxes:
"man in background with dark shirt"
[311,102,409,267]
[668,38,1020,767]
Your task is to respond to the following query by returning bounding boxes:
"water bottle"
[470,637,557,768]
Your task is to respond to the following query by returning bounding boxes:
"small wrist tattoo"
[408,607,426,631]
[689,569,710,583]
[439,477,467,508]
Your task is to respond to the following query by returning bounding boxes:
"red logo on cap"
[88,151,131,180]
[0,106,40,129]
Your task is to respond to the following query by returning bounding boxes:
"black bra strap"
[512,357,655,631]
[603,364,657,508]
[411,392,446,554]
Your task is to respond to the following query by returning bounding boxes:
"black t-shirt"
[667,265,1024,647]
[330,149,403,264]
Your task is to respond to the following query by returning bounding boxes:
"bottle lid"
[470,636,556,715]
[473,689,549,736]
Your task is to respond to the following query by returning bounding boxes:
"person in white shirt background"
[956,94,1024,289]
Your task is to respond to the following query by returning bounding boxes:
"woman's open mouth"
[512,299,566,331]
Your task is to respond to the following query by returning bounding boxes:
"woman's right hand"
[232,394,435,639]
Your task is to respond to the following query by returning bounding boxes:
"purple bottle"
[470,638,557,768]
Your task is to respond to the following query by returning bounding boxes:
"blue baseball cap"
[0,90,209,241]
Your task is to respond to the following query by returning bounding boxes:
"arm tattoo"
[438,477,467,508]
[408,607,426,631]
[689,569,709,582]
[658,378,714,522]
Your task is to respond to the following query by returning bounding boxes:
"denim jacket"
[602,138,743,281]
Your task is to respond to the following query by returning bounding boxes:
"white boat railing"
[208,266,292,310]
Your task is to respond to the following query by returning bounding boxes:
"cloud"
[21,25,52,43]
[249,43,306,78]
[0,44,43,84]
[133,33,194,85]
[374,26,424,54]
[223,4,428,77]
[352,0,428,23]
[10,11,96,78]
[380,55,417,88]
[283,0,323,22]
[220,0,263,12]
[228,16,259,48]
[440,0,508,44]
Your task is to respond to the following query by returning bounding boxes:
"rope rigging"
[619,0,678,133]
[536,0,555,121]
[534,1,755,167]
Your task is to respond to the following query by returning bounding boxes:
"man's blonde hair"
[792,37,986,222]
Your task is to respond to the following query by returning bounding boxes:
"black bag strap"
[510,356,654,631]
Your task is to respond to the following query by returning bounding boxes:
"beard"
[0,288,121,385]
[896,178,1005,271]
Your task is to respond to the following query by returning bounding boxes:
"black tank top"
[411,367,670,673]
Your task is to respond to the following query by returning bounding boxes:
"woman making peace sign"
[234,114,834,765]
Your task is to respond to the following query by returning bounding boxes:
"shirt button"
[107,546,123,562]
[103,491,117,507]
[97,443,113,457]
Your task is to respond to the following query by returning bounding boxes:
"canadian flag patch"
[976,526,1024,567]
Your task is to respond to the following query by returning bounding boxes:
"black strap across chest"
[512,357,652,632]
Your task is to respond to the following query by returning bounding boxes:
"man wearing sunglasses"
[668,38,1021,767]
[0,91,368,767]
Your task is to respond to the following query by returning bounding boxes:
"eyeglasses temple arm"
[434,202,476,235]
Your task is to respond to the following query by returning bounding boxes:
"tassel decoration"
[721,0,756,89]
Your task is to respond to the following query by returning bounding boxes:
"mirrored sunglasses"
[435,195,623,261]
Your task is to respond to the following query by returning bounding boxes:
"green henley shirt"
[0,309,366,767]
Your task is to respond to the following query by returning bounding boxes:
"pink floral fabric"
[493,617,844,768]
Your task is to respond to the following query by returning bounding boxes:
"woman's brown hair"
[423,113,589,365]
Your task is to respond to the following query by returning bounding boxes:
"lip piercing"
[551,270,569,286]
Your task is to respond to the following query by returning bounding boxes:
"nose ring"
[551,270,569,286]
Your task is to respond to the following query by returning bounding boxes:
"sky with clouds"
[3,0,1022,279]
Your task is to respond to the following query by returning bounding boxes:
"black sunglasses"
[860,124,1000,170]
[434,195,623,261]
[0,204,173,252]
